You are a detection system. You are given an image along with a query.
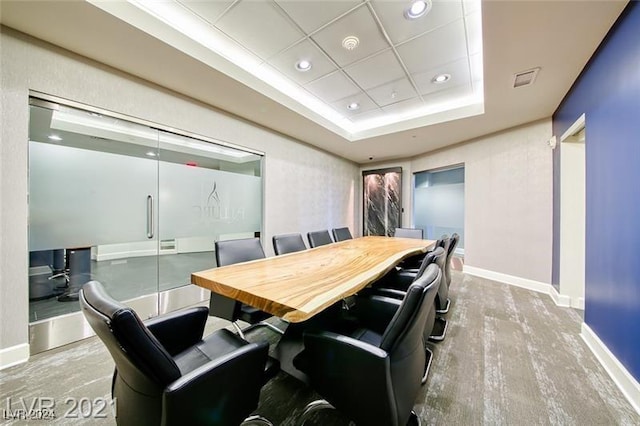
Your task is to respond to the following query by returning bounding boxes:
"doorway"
[559,114,586,309]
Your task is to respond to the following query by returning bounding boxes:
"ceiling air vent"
[513,67,540,88]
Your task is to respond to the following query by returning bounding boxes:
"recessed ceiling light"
[405,0,432,20]
[342,36,360,51]
[48,135,62,141]
[146,151,157,157]
[295,59,312,72]
[347,102,360,111]
[432,73,451,84]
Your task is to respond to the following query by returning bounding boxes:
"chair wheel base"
[298,399,334,425]
[241,415,273,425]
[429,317,448,342]
[407,410,422,426]
[421,346,434,384]
[435,298,450,315]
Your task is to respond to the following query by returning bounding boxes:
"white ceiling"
[0,0,628,164]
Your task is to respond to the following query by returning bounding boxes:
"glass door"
[157,131,263,302]
[28,101,160,348]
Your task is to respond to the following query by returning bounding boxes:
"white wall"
[0,27,359,354]
[411,120,554,283]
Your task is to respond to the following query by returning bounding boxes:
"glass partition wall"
[28,98,263,353]
[413,166,465,253]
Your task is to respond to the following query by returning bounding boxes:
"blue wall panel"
[552,1,640,380]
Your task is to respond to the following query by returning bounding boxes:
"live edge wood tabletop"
[191,236,435,323]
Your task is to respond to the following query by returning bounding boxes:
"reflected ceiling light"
[48,135,62,141]
[295,59,312,72]
[89,112,102,117]
[342,36,360,51]
[146,151,157,157]
[432,73,451,84]
[347,102,360,111]
[405,0,432,19]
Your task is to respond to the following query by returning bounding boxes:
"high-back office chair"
[372,247,449,343]
[307,230,333,248]
[294,264,441,426]
[211,238,284,338]
[272,233,307,255]
[444,233,460,288]
[331,227,353,242]
[394,227,424,239]
[80,281,276,426]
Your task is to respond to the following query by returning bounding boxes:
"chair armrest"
[162,341,269,426]
[296,331,390,417]
[352,295,402,335]
[145,306,209,356]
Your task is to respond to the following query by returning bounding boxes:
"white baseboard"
[572,297,585,310]
[0,343,29,371]
[462,265,585,309]
[463,265,551,294]
[581,324,640,415]
[549,285,571,307]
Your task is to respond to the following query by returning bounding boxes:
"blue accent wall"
[552,1,640,381]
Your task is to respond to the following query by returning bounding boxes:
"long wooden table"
[191,236,435,323]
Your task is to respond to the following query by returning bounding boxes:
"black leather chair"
[331,227,353,242]
[294,264,441,426]
[372,246,448,339]
[307,230,333,248]
[394,227,424,239]
[444,233,460,288]
[272,233,307,255]
[210,238,284,338]
[80,281,276,426]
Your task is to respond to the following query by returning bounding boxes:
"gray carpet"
[2,270,639,425]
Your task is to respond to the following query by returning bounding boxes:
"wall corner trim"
[0,343,30,371]
[549,285,572,308]
[581,323,640,415]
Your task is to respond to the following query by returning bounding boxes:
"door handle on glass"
[147,195,154,239]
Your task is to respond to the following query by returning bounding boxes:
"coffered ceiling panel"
[30,0,487,141]
[332,92,379,117]
[311,5,389,68]
[215,0,304,60]
[178,0,234,25]
[423,83,473,105]
[413,57,470,96]
[382,97,424,115]
[345,49,405,90]
[274,0,361,34]
[305,71,361,104]
[370,0,463,45]
[396,18,468,75]
[368,78,418,107]
[268,39,337,85]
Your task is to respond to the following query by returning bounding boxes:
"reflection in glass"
[28,101,263,324]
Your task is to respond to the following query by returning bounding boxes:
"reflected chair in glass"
[294,264,441,426]
[307,230,334,248]
[80,281,277,426]
[331,227,353,242]
[210,238,285,338]
[272,233,307,255]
